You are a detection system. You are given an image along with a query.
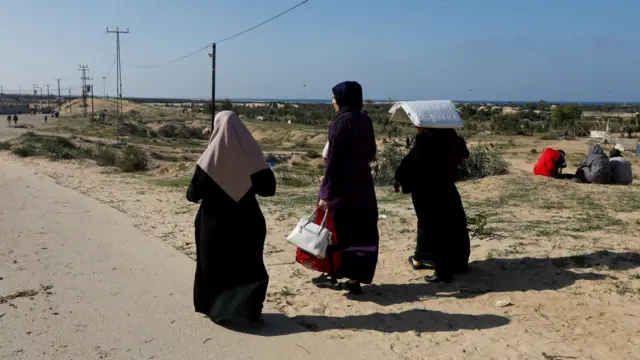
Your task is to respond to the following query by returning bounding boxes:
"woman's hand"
[318,199,329,210]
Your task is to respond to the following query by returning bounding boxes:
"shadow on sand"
[351,250,640,307]
[227,251,638,337]
[233,310,510,337]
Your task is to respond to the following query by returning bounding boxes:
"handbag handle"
[301,207,329,235]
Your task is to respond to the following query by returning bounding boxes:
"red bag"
[295,209,341,276]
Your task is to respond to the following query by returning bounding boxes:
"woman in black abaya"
[395,128,470,283]
[187,111,276,327]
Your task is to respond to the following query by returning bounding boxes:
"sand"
[2,134,640,359]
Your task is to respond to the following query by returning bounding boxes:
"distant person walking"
[7,115,11,126]
[44,115,48,124]
[395,128,471,283]
[12,114,18,124]
[186,111,275,328]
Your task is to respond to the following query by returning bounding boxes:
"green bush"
[0,141,11,151]
[12,145,36,157]
[117,145,149,172]
[41,137,76,161]
[373,144,405,186]
[156,123,201,139]
[306,150,321,159]
[540,132,560,140]
[460,146,510,180]
[94,146,118,167]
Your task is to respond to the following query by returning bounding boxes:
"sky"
[1,0,639,102]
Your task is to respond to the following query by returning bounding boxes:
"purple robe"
[319,103,379,284]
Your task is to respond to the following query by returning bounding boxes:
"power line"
[215,0,309,44]
[123,0,310,69]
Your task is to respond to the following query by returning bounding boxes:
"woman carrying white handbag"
[301,81,379,295]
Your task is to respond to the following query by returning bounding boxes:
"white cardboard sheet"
[389,100,463,129]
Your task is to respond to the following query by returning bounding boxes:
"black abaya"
[395,129,470,282]
[187,165,276,323]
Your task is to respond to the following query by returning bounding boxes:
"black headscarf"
[332,81,363,112]
[610,149,622,158]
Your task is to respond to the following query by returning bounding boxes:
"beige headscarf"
[197,111,269,202]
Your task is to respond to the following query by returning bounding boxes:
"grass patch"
[274,164,322,187]
[0,141,11,150]
[11,145,36,157]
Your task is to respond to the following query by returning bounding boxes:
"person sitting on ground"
[575,144,610,184]
[533,148,569,179]
[609,149,633,185]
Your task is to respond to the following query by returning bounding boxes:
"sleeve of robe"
[319,120,350,201]
[186,166,276,203]
[395,133,436,194]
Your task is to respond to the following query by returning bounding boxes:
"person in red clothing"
[533,148,570,178]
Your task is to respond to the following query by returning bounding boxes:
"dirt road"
[0,156,391,360]
[0,114,53,142]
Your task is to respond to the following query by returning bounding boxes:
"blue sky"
[1,0,639,102]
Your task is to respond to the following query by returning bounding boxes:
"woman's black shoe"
[424,274,453,284]
[408,256,434,270]
[344,281,363,295]
[312,274,338,289]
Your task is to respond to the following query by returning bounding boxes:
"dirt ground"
[2,119,640,359]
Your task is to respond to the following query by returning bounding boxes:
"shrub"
[156,123,201,139]
[41,137,76,161]
[157,123,179,138]
[117,145,149,172]
[12,145,36,157]
[93,146,118,167]
[306,149,321,159]
[373,144,405,186]
[460,146,510,180]
[118,121,149,137]
[0,141,11,151]
[540,132,560,140]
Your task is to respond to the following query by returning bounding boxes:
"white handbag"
[286,209,333,259]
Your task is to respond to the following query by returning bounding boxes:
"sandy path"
[0,114,56,141]
[0,157,393,360]
[2,137,640,359]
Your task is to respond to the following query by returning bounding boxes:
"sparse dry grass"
[5,114,640,360]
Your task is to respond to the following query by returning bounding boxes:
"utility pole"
[91,84,95,120]
[68,89,72,113]
[55,78,62,105]
[78,65,91,118]
[102,76,106,98]
[46,84,50,110]
[107,27,129,118]
[33,84,38,113]
[208,43,216,131]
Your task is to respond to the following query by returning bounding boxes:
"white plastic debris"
[378,214,387,220]
[495,300,512,308]
[412,306,426,311]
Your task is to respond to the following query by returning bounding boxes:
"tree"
[365,98,373,105]
[552,104,583,129]
[221,99,233,111]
